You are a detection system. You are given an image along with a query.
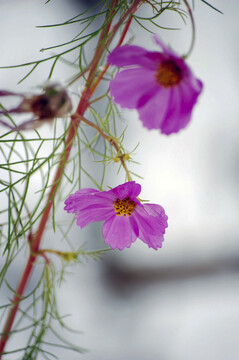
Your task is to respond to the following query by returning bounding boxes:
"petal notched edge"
[103,215,137,250]
[134,203,168,250]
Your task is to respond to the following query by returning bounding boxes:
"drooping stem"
[76,114,132,181]
[182,0,195,58]
[0,0,141,356]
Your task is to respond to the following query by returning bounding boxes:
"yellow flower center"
[156,60,182,87]
[114,197,136,217]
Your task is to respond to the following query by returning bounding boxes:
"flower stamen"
[156,60,182,87]
[114,197,136,217]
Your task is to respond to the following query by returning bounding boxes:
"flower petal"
[75,205,114,228]
[64,188,100,213]
[137,87,171,130]
[133,204,168,249]
[108,36,203,135]
[160,86,184,134]
[108,44,162,70]
[109,68,158,110]
[179,77,203,114]
[111,181,141,200]
[64,182,168,251]
[153,35,177,57]
[143,203,168,231]
[140,231,164,250]
[103,215,137,250]
[160,77,203,134]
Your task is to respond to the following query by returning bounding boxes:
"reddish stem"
[0,91,88,359]
[0,0,142,356]
[90,15,134,95]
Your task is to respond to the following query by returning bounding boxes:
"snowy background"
[0,0,239,359]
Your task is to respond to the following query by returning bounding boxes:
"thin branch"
[0,0,140,355]
[75,114,132,181]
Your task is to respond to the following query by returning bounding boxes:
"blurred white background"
[0,0,239,359]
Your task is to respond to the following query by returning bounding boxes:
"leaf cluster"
[0,264,86,359]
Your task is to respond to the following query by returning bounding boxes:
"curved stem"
[76,114,132,181]
[0,0,141,356]
[182,0,195,58]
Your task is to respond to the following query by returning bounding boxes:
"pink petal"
[153,35,176,56]
[129,216,139,237]
[160,86,184,134]
[143,203,168,231]
[133,204,168,249]
[134,206,160,234]
[75,205,114,228]
[103,215,137,250]
[111,181,141,199]
[161,78,203,134]
[179,77,203,113]
[139,231,164,250]
[64,188,100,213]
[107,36,203,136]
[109,68,158,110]
[137,87,171,130]
[64,187,116,227]
[108,45,162,70]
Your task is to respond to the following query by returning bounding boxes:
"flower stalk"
[0,0,142,356]
[75,113,132,181]
[0,0,203,355]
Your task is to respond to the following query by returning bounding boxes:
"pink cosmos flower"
[64,181,168,250]
[107,36,203,135]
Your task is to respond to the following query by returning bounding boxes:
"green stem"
[76,114,132,181]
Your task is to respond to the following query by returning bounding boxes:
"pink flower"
[107,36,203,135]
[64,181,168,250]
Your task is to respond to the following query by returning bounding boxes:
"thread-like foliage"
[0,0,218,358]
